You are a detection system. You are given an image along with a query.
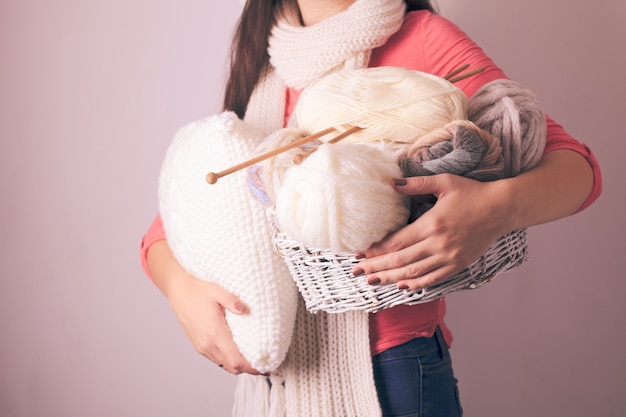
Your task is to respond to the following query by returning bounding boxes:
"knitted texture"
[232,1,406,415]
[268,0,406,90]
[282,299,378,417]
[158,112,299,373]
[247,0,407,137]
[233,302,378,417]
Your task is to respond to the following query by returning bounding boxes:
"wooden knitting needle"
[327,125,364,143]
[443,64,470,81]
[206,126,337,184]
[447,66,487,84]
[206,65,484,185]
[292,125,364,165]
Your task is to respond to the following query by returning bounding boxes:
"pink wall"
[0,1,623,416]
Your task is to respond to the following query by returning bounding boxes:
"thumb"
[393,175,445,197]
[214,285,249,315]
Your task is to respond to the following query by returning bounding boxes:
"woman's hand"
[147,240,259,375]
[167,275,260,375]
[354,149,594,291]
[353,174,512,291]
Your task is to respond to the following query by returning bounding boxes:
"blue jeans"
[372,327,463,417]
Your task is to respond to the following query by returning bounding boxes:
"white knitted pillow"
[158,111,299,373]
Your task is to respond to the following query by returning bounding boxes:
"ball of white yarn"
[295,66,468,151]
[275,141,410,253]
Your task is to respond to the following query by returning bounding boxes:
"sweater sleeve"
[139,214,165,280]
[424,12,601,211]
[373,10,602,212]
[543,116,602,212]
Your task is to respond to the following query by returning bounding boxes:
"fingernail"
[235,301,248,314]
[368,277,381,285]
[352,267,365,276]
[393,178,407,186]
[398,284,409,290]
[354,251,366,260]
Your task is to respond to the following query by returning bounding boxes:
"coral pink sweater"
[140,11,602,355]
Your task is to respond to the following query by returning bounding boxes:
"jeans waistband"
[373,326,449,361]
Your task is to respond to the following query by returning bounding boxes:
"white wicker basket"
[272,227,528,313]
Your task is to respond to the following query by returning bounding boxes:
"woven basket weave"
[273,227,528,313]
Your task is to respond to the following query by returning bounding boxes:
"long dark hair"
[223,0,436,118]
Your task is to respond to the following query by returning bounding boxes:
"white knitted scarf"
[234,1,406,416]
[245,0,406,137]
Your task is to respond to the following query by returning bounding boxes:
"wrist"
[486,178,523,235]
[489,150,593,232]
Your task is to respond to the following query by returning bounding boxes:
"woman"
[141,0,602,415]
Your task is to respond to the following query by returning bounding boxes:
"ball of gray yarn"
[468,79,547,177]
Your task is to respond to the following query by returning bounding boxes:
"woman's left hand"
[353,174,513,291]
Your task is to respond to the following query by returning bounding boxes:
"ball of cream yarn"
[295,66,468,151]
[275,141,410,253]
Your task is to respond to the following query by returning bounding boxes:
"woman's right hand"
[147,240,259,375]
